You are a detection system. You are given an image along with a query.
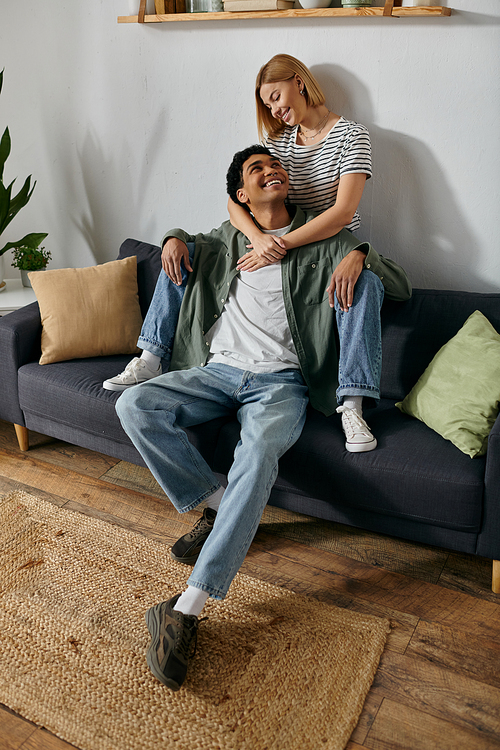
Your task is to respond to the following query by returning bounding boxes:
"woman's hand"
[161,237,192,285]
[327,250,366,311]
[236,234,287,272]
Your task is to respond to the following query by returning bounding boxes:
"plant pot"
[21,267,47,287]
[21,270,32,288]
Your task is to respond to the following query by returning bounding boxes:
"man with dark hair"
[226,144,276,206]
[116,145,411,691]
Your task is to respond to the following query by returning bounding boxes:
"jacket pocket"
[297,259,332,305]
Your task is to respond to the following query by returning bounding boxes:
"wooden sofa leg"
[14,424,29,452]
[493,560,500,594]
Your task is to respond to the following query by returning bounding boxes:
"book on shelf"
[155,0,185,13]
[223,0,295,10]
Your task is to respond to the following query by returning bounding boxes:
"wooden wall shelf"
[118,4,452,23]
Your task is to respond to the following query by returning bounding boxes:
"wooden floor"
[0,419,499,750]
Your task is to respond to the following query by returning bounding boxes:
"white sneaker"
[336,405,377,453]
[103,357,162,391]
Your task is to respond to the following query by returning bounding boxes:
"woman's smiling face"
[259,76,306,128]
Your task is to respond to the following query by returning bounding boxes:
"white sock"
[140,350,161,371]
[205,486,224,512]
[343,396,363,415]
[174,586,209,617]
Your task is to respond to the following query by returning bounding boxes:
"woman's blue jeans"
[116,364,308,600]
[335,269,385,404]
[136,244,194,367]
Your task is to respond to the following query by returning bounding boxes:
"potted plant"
[0,69,48,289]
[11,243,52,287]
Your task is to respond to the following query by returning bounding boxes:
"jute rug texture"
[0,491,390,750]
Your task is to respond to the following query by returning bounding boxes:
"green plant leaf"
[0,179,13,234]
[0,176,35,235]
[0,70,44,260]
[0,232,48,257]
[9,175,34,216]
[0,127,11,183]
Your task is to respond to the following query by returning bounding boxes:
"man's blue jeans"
[116,364,308,600]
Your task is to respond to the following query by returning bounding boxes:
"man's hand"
[327,250,366,311]
[236,234,287,272]
[162,238,192,286]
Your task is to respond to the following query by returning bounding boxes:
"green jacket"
[165,207,411,417]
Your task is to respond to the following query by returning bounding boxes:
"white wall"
[1,0,498,291]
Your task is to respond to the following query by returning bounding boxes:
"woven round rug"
[0,491,390,750]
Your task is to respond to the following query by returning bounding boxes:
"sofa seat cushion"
[19,356,141,446]
[213,399,486,534]
[18,357,230,465]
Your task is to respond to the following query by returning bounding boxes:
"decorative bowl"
[299,0,331,7]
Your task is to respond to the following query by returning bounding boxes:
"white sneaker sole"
[103,372,161,392]
[345,438,377,453]
[102,380,143,392]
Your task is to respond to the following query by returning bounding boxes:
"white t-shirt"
[265,117,372,232]
[207,225,299,373]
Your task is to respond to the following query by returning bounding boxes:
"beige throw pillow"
[29,257,143,365]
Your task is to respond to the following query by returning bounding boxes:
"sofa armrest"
[485,411,500,498]
[476,411,500,560]
[0,302,42,425]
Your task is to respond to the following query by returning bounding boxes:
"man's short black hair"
[226,145,275,208]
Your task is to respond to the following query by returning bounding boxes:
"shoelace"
[336,405,371,437]
[175,615,208,661]
[120,358,146,381]
[186,512,215,541]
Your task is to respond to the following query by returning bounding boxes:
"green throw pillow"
[396,310,500,458]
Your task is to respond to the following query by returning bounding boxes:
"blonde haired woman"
[162,54,372,310]
[105,55,375,398]
[230,53,372,297]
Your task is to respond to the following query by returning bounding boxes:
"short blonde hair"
[255,54,326,141]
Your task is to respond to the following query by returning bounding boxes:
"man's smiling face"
[236,153,289,210]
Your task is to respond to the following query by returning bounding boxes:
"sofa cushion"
[19,356,140,445]
[29,257,143,365]
[396,310,500,458]
[18,357,230,467]
[380,289,500,401]
[118,239,162,318]
[212,401,486,533]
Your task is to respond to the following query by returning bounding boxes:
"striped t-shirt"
[264,117,372,232]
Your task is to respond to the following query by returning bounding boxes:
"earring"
[300,89,305,96]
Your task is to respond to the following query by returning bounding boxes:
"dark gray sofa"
[2,238,499,592]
